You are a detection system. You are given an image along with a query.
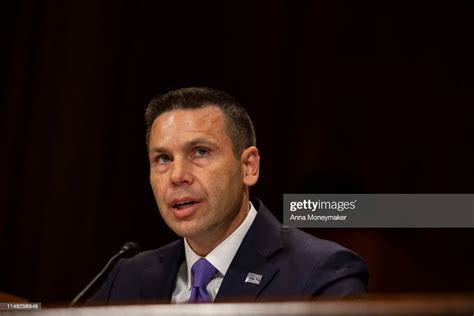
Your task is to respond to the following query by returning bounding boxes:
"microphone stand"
[69,242,140,307]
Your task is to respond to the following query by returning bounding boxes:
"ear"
[241,146,260,187]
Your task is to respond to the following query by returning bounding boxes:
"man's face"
[148,106,249,245]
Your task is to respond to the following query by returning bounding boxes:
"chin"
[171,224,206,240]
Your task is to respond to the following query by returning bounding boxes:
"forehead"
[149,106,229,146]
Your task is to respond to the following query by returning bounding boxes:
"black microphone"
[70,242,140,307]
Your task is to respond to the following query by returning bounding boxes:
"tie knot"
[191,258,218,288]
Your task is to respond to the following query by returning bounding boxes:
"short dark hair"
[145,87,256,157]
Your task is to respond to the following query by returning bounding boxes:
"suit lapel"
[216,199,283,302]
[215,242,279,302]
[140,239,185,301]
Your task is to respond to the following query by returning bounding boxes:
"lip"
[170,197,203,220]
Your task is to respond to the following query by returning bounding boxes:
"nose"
[170,157,194,186]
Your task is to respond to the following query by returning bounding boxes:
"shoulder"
[280,224,368,297]
[87,239,184,302]
[251,199,368,296]
[117,239,182,271]
[281,225,352,258]
[252,198,360,260]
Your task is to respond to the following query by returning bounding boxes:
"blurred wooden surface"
[0,292,28,302]
[1,294,472,315]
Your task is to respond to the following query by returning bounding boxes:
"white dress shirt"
[171,202,257,303]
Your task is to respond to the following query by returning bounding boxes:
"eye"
[193,147,210,158]
[156,154,172,164]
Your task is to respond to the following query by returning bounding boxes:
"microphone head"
[121,242,140,258]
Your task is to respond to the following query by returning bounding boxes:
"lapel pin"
[245,272,263,285]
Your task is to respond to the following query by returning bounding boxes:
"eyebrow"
[149,138,218,154]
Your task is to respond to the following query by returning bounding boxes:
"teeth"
[175,201,195,209]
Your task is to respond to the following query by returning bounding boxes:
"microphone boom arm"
[69,242,140,307]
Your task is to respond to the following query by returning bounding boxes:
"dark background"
[1,1,472,303]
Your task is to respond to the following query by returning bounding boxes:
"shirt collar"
[183,201,258,289]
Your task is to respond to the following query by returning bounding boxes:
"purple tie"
[189,258,218,303]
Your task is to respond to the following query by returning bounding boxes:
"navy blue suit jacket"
[89,199,368,303]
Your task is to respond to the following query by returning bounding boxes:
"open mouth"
[171,198,202,210]
[173,200,198,209]
[170,198,202,219]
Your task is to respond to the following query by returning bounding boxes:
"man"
[89,87,368,303]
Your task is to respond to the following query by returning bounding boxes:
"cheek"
[207,164,242,196]
[206,164,233,187]
[150,175,166,197]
